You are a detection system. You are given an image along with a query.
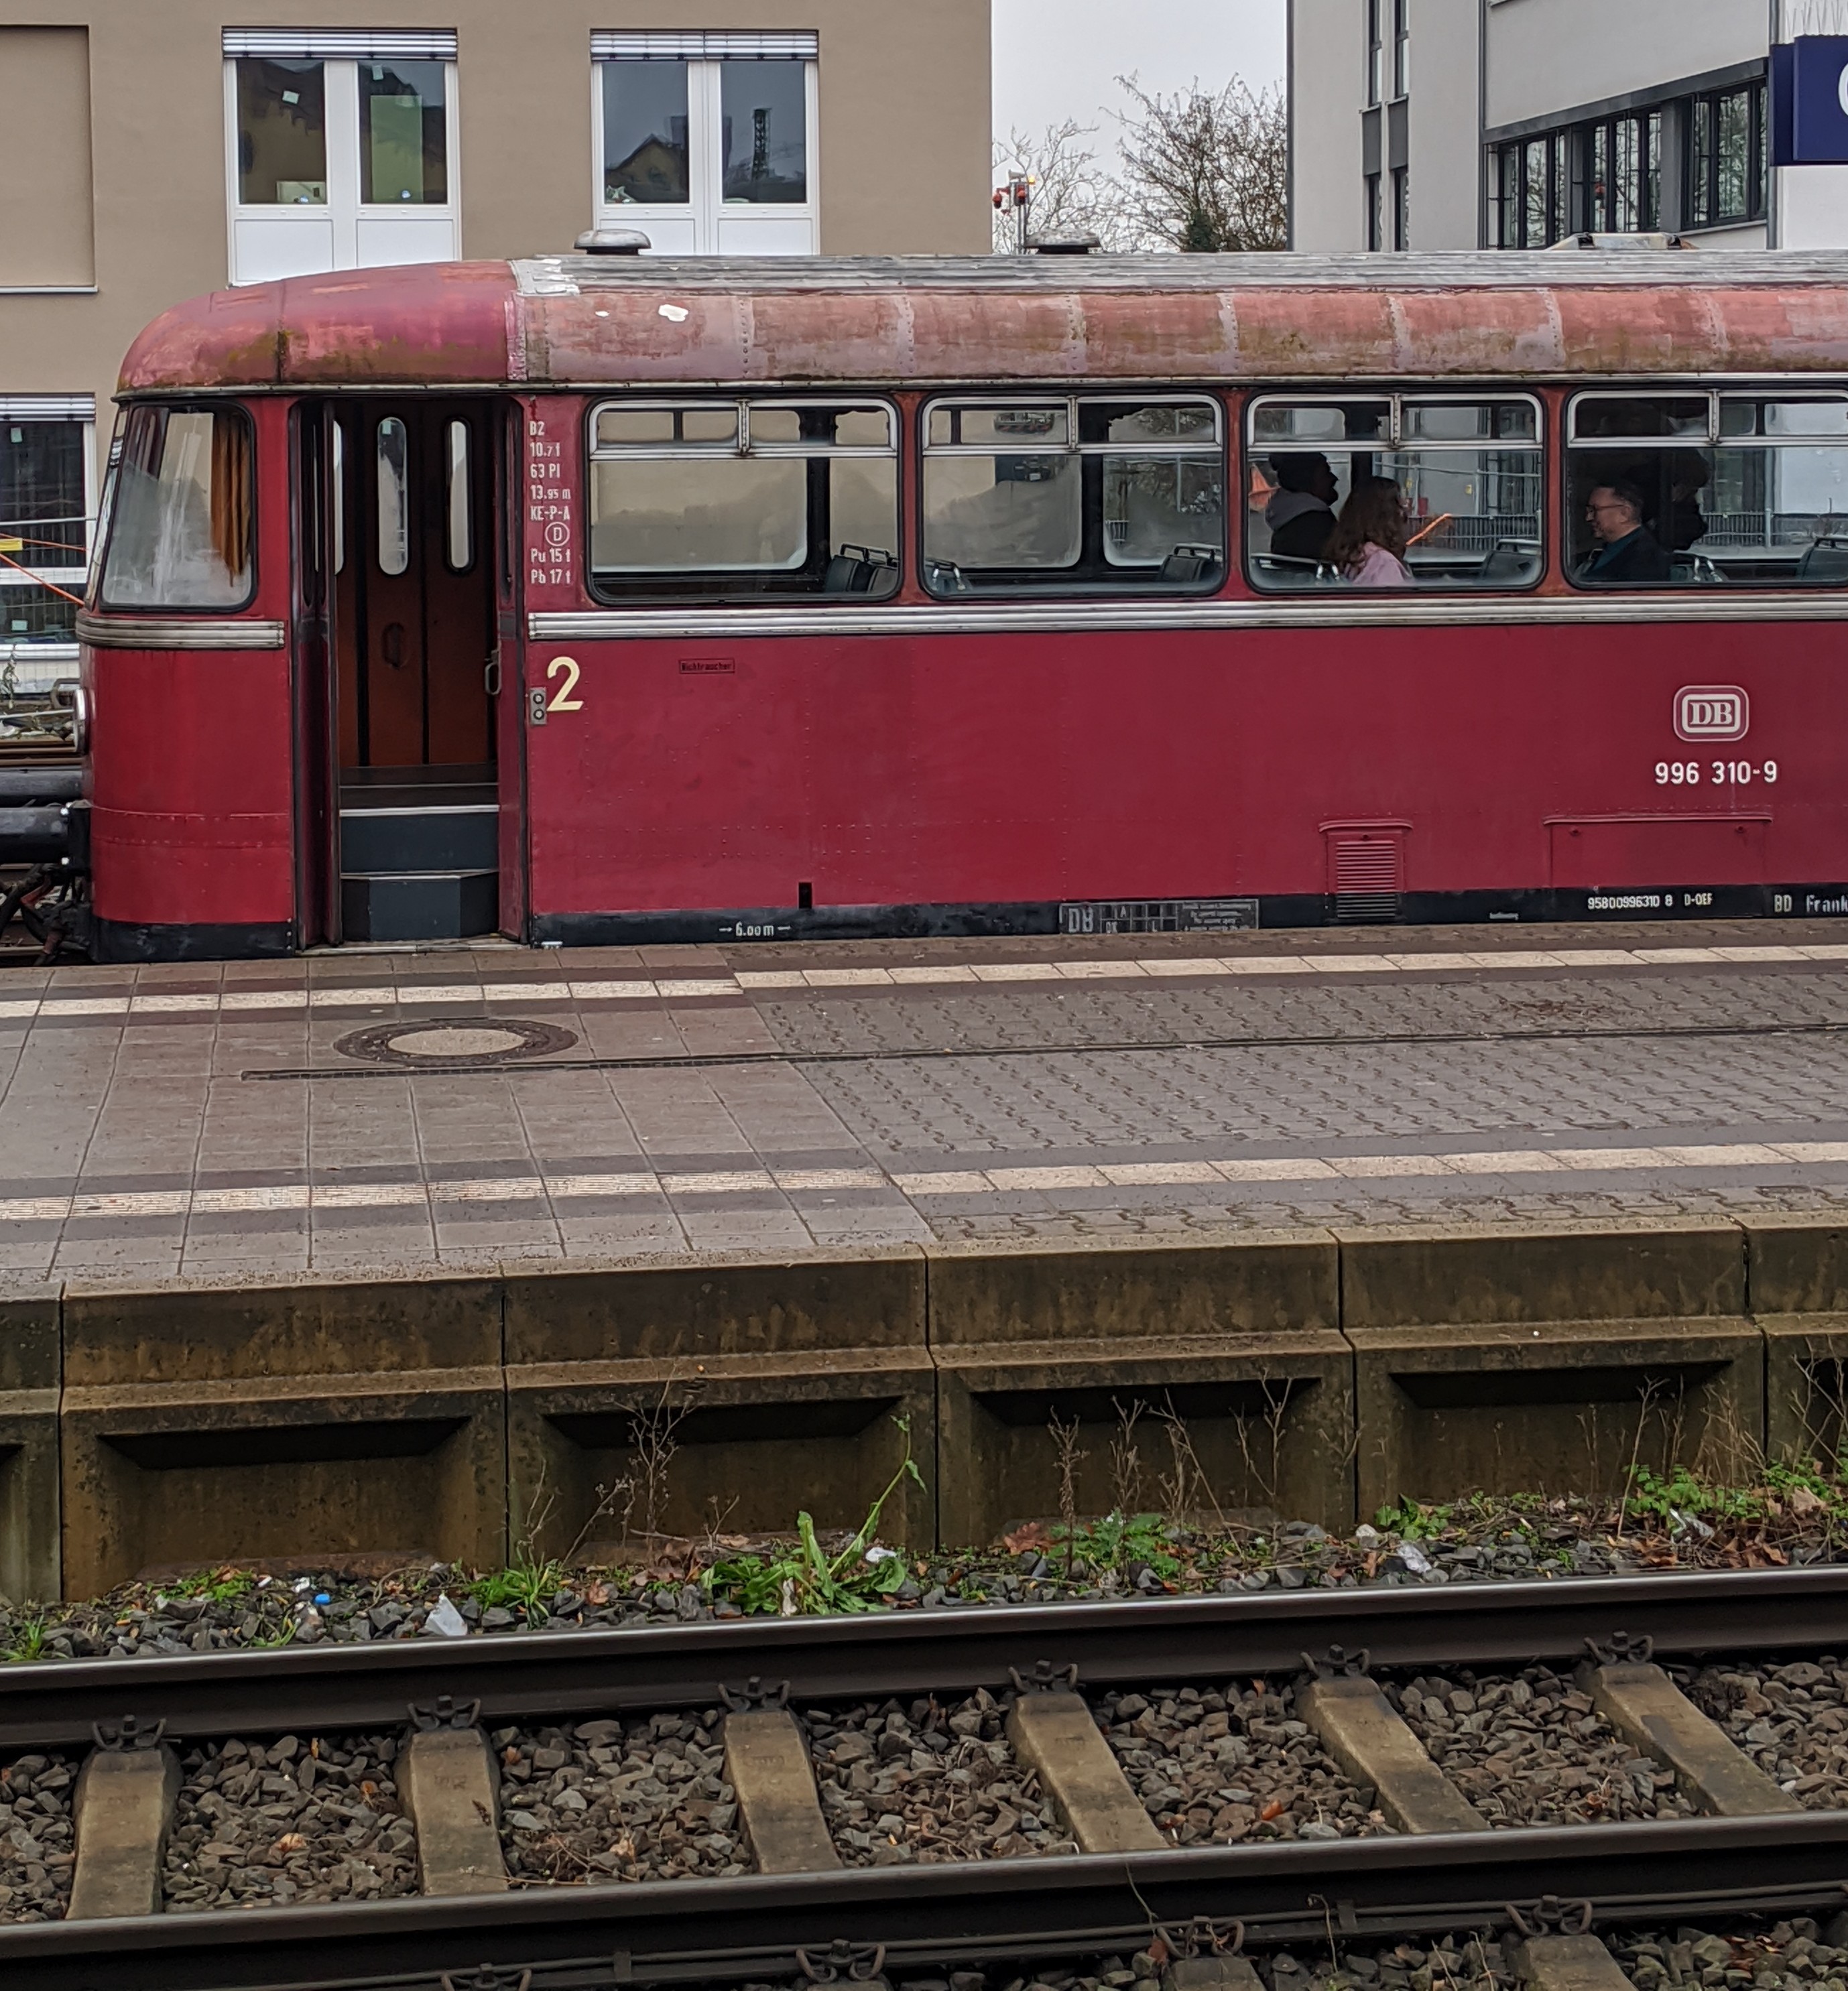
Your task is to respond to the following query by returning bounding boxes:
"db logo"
[1674,686,1749,741]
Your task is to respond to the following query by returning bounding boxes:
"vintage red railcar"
[72,251,1848,961]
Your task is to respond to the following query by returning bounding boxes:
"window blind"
[0,395,94,422]
[223,28,459,60]
[591,30,818,59]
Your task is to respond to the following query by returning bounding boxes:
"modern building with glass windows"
[0,3,991,662]
[1288,0,1848,255]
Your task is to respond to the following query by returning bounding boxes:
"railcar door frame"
[290,400,343,947]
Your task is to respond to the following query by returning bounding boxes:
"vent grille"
[1327,828,1406,924]
[592,31,819,60]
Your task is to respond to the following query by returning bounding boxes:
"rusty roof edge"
[511,250,1848,296]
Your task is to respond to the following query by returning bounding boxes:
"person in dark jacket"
[1265,452,1340,562]
[1577,480,1673,583]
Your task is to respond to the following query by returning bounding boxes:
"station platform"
[5,917,1848,1287]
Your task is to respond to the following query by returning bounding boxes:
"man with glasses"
[1577,478,1671,584]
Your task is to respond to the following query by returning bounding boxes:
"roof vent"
[1547,231,1696,251]
[1030,235,1101,255]
[574,228,652,255]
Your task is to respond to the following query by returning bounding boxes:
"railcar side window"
[1247,395,1542,592]
[921,397,1223,596]
[1568,391,1848,587]
[98,405,254,611]
[587,399,898,601]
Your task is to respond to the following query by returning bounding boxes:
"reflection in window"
[721,60,807,204]
[1247,396,1542,592]
[236,58,327,205]
[1569,391,1848,588]
[100,406,253,610]
[1689,82,1766,229]
[603,60,690,204]
[376,417,408,576]
[589,400,899,601]
[922,398,1223,596]
[359,60,447,205]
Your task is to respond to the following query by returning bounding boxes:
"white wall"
[1408,0,1481,246]
[1290,0,1369,249]
[1485,0,1764,129]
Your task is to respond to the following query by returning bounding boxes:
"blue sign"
[1772,37,1848,167]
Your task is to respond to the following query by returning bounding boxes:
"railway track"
[2,1569,1846,1991]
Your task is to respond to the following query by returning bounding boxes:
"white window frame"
[223,32,462,286]
[0,396,96,646]
[591,33,820,256]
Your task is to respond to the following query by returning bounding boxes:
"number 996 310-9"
[1656,760,1779,786]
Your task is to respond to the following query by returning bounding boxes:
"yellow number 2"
[546,655,584,712]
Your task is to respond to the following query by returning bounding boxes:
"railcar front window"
[587,399,899,601]
[1568,391,1848,588]
[99,406,253,611]
[922,397,1223,596]
[1247,395,1542,591]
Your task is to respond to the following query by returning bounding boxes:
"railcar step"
[339,805,497,875]
[341,869,498,943]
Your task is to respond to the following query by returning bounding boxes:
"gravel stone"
[1384,1669,1697,1827]
[0,1752,75,1923]
[1096,1682,1388,1843]
[722,1921,1848,1991]
[495,1713,745,1884]
[163,1732,414,1911]
[1678,1659,1848,1808]
[806,1691,1076,1866]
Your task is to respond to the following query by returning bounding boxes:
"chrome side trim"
[76,613,288,651]
[530,594,1848,643]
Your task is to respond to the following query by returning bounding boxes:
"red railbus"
[72,251,1848,961]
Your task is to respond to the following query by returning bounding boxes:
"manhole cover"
[334,1018,578,1068]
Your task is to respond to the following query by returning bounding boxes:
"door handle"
[485,643,502,698]
[381,621,406,669]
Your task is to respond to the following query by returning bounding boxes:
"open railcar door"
[296,397,507,944]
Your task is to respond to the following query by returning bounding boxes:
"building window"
[1688,80,1767,229]
[1365,172,1383,251]
[1392,166,1410,251]
[1494,74,1766,249]
[1392,0,1410,100]
[1365,0,1383,108]
[0,396,94,645]
[1495,131,1568,247]
[223,30,459,285]
[593,31,818,255]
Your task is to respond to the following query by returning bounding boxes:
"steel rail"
[1,1813,1845,1991]
[2,1566,1845,1750]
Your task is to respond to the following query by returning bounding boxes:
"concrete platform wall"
[1,1218,1843,1597]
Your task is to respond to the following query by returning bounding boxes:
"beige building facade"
[0,2,992,667]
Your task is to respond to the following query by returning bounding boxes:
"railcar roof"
[118,252,1848,396]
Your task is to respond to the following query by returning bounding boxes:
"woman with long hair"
[1327,474,1414,587]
